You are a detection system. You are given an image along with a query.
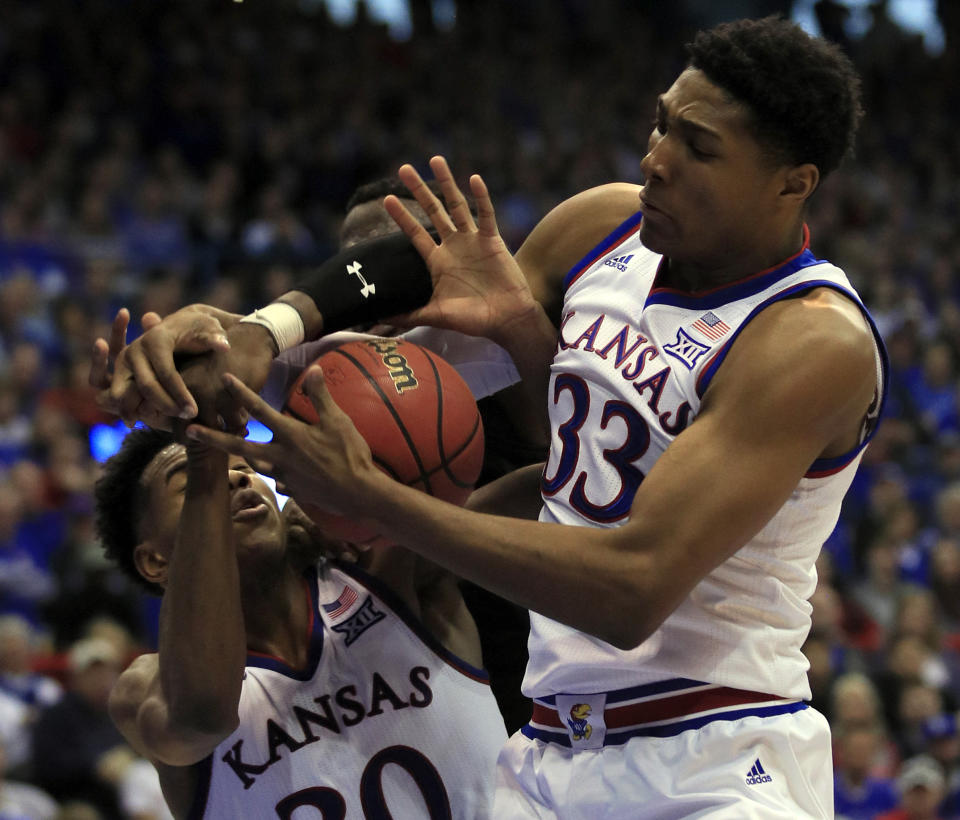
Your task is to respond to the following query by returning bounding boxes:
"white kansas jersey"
[526,213,887,702]
[190,563,507,819]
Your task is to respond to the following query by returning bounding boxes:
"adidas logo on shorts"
[745,758,772,785]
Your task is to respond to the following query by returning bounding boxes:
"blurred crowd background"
[0,1,958,818]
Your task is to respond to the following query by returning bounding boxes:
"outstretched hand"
[185,367,378,524]
[89,308,180,431]
[92,304,278,432]
[383,156,541,345]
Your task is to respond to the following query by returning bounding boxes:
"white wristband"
[238,303,305,353]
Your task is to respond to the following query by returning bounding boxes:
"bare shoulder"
[748,287,874,368]
[704,287,877,453]
[516,183,642,296]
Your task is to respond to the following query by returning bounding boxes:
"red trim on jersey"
[649,224,811,298]
[804,459,858,479]
[532,685,787,730]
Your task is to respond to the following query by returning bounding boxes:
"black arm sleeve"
[292,233,433,333]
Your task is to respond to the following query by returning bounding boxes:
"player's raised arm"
[108,441,244,766]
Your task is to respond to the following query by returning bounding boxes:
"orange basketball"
[282,338,485,548]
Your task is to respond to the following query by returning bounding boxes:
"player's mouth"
[231,489,270,522]
[639,193,670,221]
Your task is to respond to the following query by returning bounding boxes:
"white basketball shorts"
[494,705,833,819]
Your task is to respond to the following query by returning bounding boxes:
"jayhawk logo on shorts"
[567,703,593,741]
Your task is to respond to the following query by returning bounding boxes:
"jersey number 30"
[275,745,452,819]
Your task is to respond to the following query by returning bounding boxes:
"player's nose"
[228,468,253,490]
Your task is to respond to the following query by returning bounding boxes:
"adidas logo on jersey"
[745,758,772,785]
[603,254,634,272]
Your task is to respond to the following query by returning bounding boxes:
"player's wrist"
[184,442,228,481]
[237,303,304,355]
[275,291,324,340]
[491,299,555,357]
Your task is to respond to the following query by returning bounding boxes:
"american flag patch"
[691,311,731,341]
[322,584,358,618]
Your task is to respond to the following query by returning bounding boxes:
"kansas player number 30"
[275,745,452,819]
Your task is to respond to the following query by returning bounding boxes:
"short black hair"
[345,176,442,213]
[94,428,177,596]
[344,175,475,215]
[686,16,863,179]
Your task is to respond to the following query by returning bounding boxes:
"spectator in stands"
[0,483,55,626]
[30,638,135,819]
[0,736,58,820]
[876,754,947,820]
[0,614,62,716]
[930,539,960,633]
[920,713,960,818]
[898,683,949,760]
[853,536,909,639]
[0,690,29,783]
[834,722,899,819]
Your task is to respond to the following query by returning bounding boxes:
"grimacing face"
[137,443,286,584]
[638,67,795,279]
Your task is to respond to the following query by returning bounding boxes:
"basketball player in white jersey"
[93,381,511,817]
[178,16,886,819]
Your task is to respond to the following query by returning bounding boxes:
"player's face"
[638,67,789,276]
[140,443,285,565]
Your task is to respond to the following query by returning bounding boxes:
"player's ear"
[779,162,819,204]
[134,542,169,588]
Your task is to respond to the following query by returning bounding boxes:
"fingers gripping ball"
[283,338,484,548]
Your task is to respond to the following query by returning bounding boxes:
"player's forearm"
[364,471,655,649]
[159,448,244,732]
[270,233,432,342]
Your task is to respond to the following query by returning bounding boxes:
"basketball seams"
[328,346,434,493]
[420,348,484,490]
[282,339,485,547]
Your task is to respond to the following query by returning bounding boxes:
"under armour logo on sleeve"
[346,261,376,298]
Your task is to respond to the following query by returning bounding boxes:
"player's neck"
[663,225,805,292]
[241,566,312,668]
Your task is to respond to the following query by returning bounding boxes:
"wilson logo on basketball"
[366,339,419,394]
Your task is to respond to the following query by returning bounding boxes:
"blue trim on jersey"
[522,701,809,747]
[646,249,824,311]
[521,723,572,746]
[694,280,890,474]
[533,677,708,707]
[244,566,325,681]
[336,561,491,684]
[562,211,644,293]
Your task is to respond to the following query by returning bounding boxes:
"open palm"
[384,156,540,345]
